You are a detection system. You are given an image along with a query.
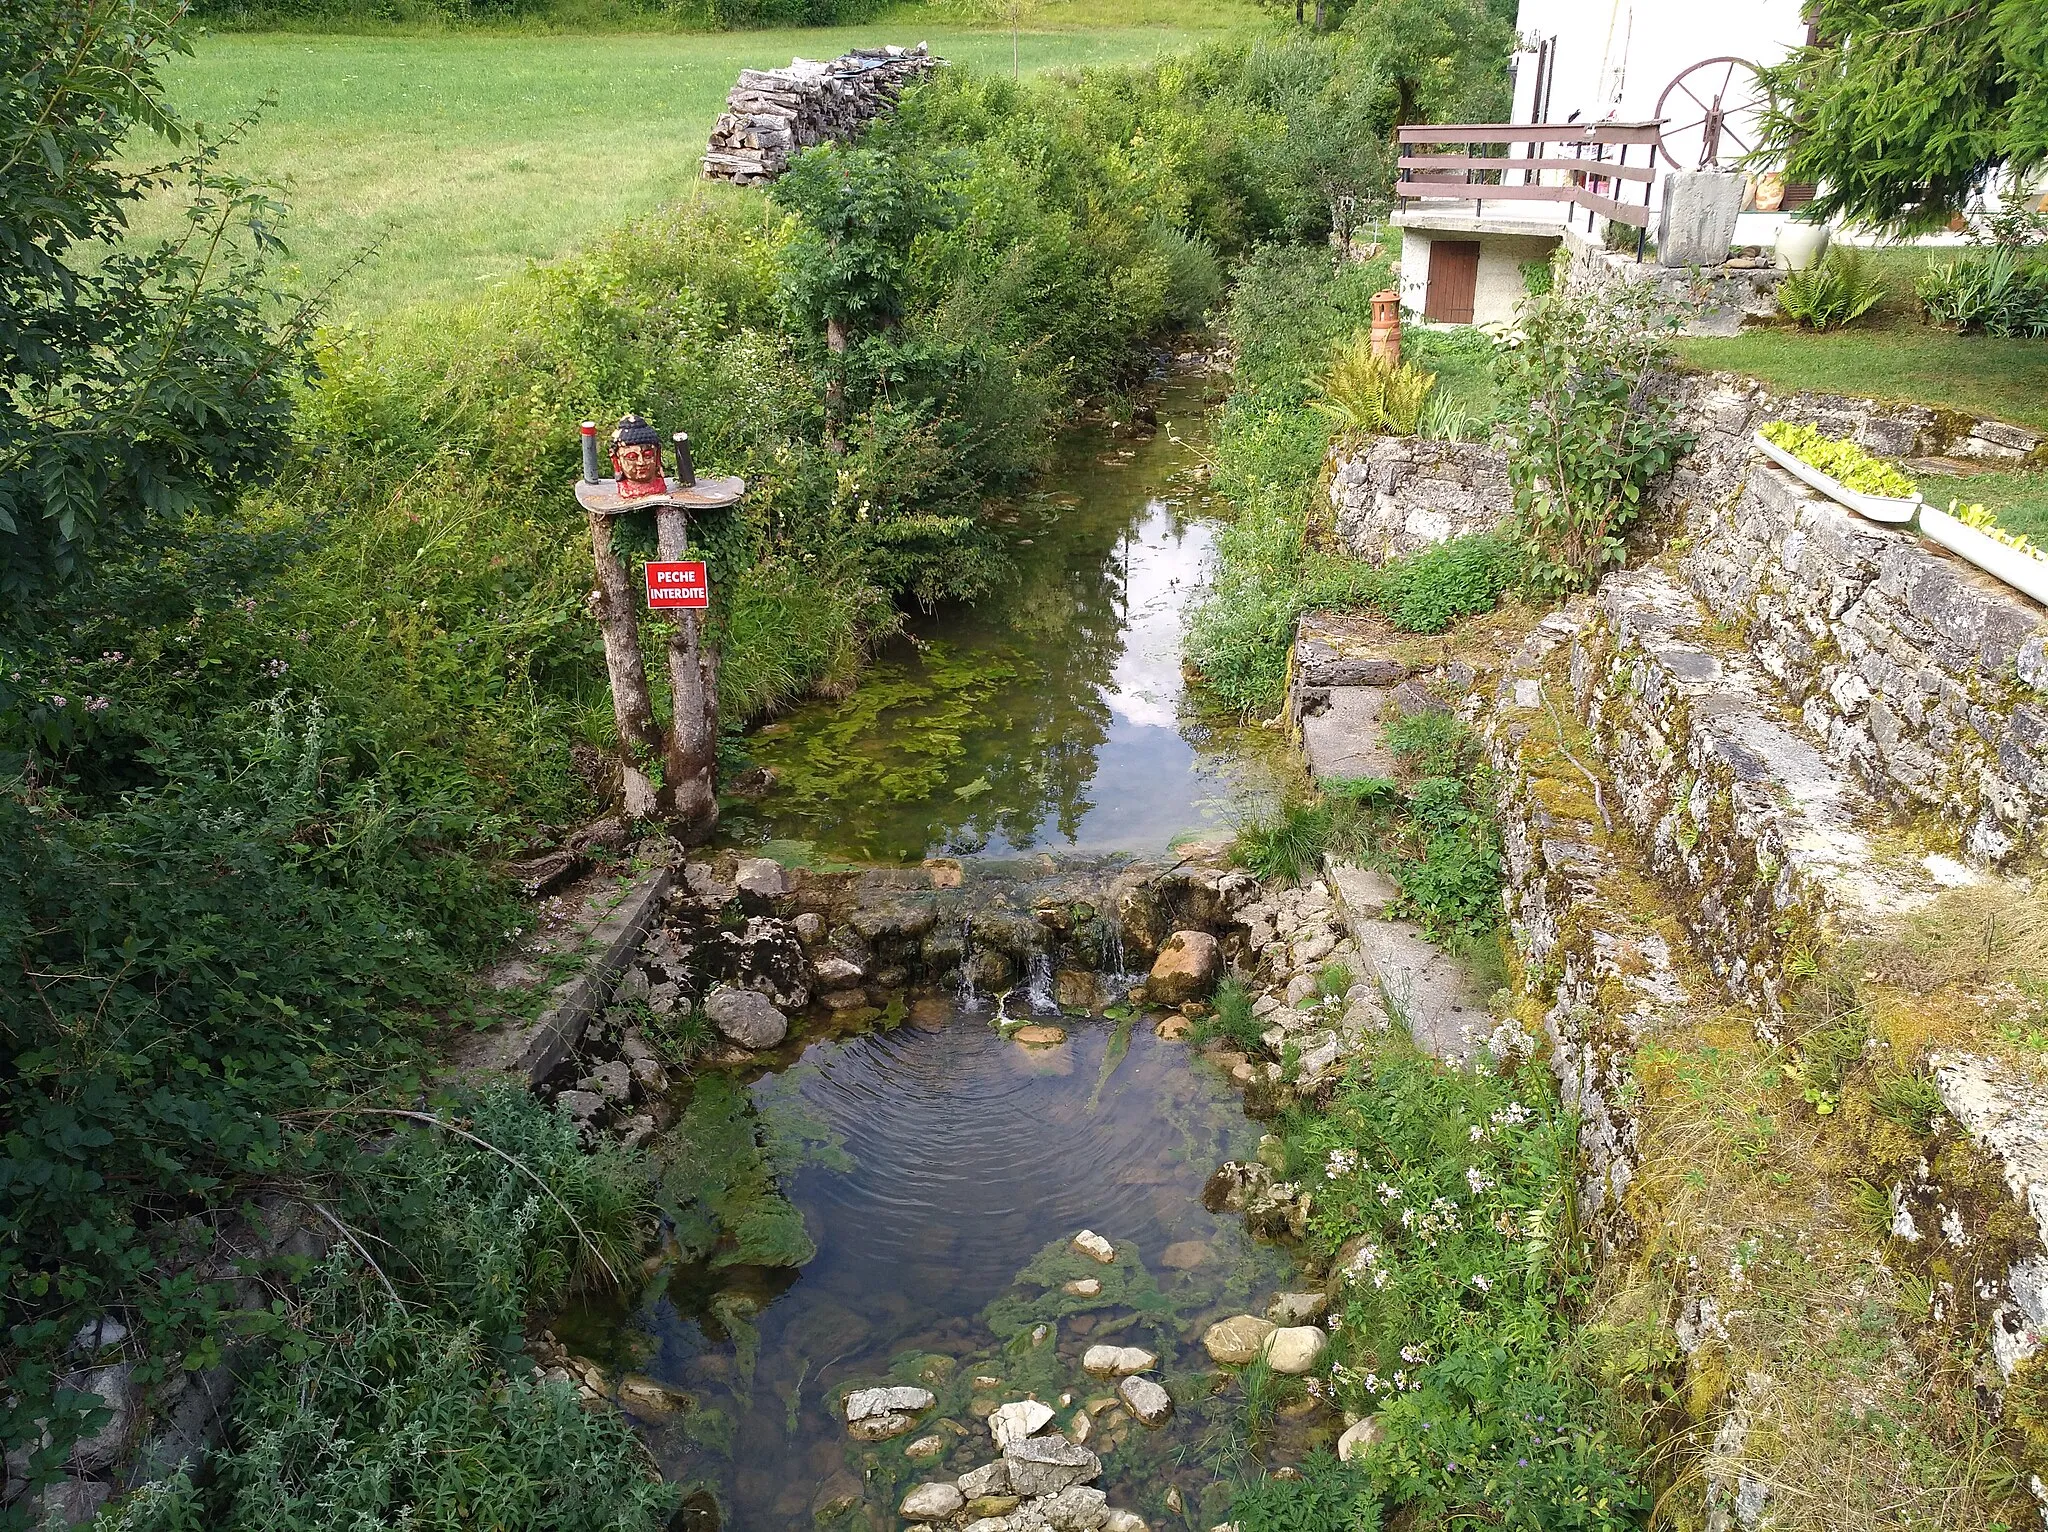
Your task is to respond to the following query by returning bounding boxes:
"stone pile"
[701,44,942,186]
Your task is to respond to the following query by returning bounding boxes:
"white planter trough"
[1752,430,1921,524]
[1919,504,2048,607]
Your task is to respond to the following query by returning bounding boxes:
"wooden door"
[1424,240,1480,324]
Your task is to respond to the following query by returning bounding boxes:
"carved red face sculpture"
[611,438,666,500]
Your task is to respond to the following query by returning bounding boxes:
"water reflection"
[730,380,1297,863]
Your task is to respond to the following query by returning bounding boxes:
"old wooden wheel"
[1655,56,1766,172]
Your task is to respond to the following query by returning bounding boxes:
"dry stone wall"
[1327,436,1511,562]
[701,45,941,186]
[1685,462,2048,863]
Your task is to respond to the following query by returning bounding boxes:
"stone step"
[1324,862,1488,1064]
[1568,564,1985,1028]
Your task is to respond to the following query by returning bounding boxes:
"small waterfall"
[953,917,984,1011]
[1026,949,1056,1014]
[1107,919,1130,984]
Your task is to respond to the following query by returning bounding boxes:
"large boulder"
[1005,1433,1102,1496]
[989,1398,1054,1451]
[734,857,792,902]
[1035,1484,1111,1530]
[1337,1415,1385,1462]
[704,985,789,1049]
[1118,1374,1173,1427]
[900,1482,966,1521]
[1146,931,1220,1005]
[845,1383,933,1441]
[1081,1345,1156,1379]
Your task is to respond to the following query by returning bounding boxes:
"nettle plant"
[1497,270,1692,596]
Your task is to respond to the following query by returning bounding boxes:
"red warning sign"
[645,560,709,609]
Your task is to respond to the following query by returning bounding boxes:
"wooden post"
[653,503,719,841]
[585,508,665,820]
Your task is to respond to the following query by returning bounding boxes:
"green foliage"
[1337,0,1515,133]
[1235,713,1496,943]
[1277,1031,1646,1529]
[1759,421,1918,497]
[1917,248,2048,338]
[1774,247,1888,331]
[1200,978,1271,1053]
[1497,273,1692,595]
[1233,1451,1382,1532]
[1372,533,1516,634]
[99,1088,672,1532]
[1755,0,2048,235]
[1,2,309,619]
[1379,714,1500,941]
[1311,337,1436,435]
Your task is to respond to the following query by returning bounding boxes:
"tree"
[1755,0,2048,233]
[773,144,958,450]
[1,0,310,626]
[1340,0,1515,131]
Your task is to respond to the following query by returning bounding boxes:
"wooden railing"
[1395,122,1663,256]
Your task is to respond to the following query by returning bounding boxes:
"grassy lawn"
[1676,246,2048,433]
[1926,468,2048,542]
[136,5,1261,318]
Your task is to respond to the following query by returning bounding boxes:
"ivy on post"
[575,415,744,839]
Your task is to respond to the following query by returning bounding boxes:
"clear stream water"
[725,374,1298,864]
[566,375,1314,1530]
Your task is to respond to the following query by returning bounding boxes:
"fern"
[1774,247,1887,330]
[1309,333,1436,435]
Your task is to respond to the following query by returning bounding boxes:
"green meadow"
[139,5,1262,317]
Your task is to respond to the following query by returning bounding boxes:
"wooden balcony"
[1395,122,1663,255]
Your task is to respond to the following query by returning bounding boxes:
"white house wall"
[1512,0,1807,130]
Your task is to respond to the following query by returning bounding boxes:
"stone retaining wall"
[1327,436,1511,563]
[1682,460,2048,864]
[701,45,940,185]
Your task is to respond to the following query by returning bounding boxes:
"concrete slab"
[1351,916,1487,1063]
[1298,685,1400,782]
[1327,859,1486,1061]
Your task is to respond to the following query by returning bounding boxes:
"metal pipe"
[580,421,600,484]
[672,431,695,488]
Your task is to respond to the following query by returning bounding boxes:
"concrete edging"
[454,866,672,1086]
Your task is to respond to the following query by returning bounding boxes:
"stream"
[563,370,1315,1530]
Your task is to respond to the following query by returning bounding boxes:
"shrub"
[1759,420,1917,497]
[1774,246,1888,330]
[1917,248,2048,337]
[1310,336,1436,436]
[1498,273,1692,595]
[1373,533,1517,634]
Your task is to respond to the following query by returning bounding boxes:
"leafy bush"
[1916,248,2048,337]
[1310,337,1436,436]
[1233,1451,1383,1532]
[1372,533,1516,634]
[1774,246,1888,330]
[1498,273,1692,595]
[101,1088,670,1532]
[1759,420,1918,497]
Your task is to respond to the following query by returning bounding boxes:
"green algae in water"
[660,1076,850,1270]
